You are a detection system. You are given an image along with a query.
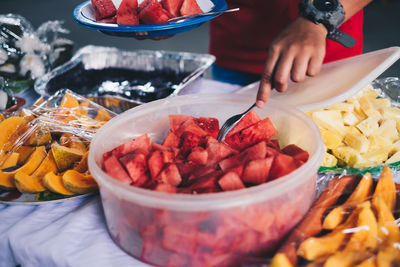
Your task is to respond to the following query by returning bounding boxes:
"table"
[0,79,242,267]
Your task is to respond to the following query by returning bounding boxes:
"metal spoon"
[168,7,240,23]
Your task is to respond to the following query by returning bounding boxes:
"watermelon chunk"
[206,137,237,166]
[281,144,309,162]
[180,131,203,156]
[117,0,139,25]
[218,171,245,191]
[138,0,173,24]
[103,154,132,184]
[180,170,222,194]
[224,118,278,151]
[242,158,274,185]
[219,141,267,171]
[269,153,298,179]
[180,0,203,16]
[226,110,261,139]
[153,183,177,193]
[161,0,184,17]
[91,0,117,21]
[158,163,181,186]
[162,131,180,147]
[112,134,150,158]
[148,150,164,179]
[98,15,117,23]
[162,225,197,254]
[187,146,208,165]
[175,119,207,138]
[194,117,220,139]
[168,114,194,132]
[119,151,148,183]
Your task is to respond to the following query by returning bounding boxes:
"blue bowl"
[73,0,227,38]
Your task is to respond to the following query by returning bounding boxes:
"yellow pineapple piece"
[343,126,370,153]
[328,102,354,112]
[312,110,345,137]
[322,152,338,167]
[372,119,398,143]
[381,106,400,120]
[319,127,342,150]
[386,151,400,164]
[342,111,359,126]
[371,97,391,110]
[332,146,360,167]
[356,116,379,137]
[359,95,382,122]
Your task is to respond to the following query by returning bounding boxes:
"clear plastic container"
[88,94,325,266]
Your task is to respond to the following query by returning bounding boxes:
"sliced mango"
[15,146,35,165]
[14,172,46,193]
[270,253,294,267]
[51,145,84,172]
[95,109,112,122]
[0,116,28,163]
[62,170,97,194]
[373,166,396,212]
[24,126,52,146]
[0,152,19,169]
[43,172,74,196]
[73,151,89,173]
[0,146,46,190]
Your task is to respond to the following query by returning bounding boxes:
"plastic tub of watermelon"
[89,94,324,266]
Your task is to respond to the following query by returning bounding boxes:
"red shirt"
[209,0,364,74]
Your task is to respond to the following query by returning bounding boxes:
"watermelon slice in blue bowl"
[73,0,227,38]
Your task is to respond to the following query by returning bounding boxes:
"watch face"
[313,0,338,12]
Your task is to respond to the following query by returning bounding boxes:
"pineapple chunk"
[381,106,400,120]
[359,95,382,122]
[372,119,398,143]
[386,151,400,164]
[322,152,338,167]
[312,110,346,137]
[371,98,391,110]
[328,103,354,112]
[353,154,375,168]
[390,140,400,155]
[343,127,369,153]
[342,112,359,126]
[332,146,360,167]
[356,117,379,137]
[319,127,342,150]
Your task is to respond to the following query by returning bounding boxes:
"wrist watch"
[298,0,356,48]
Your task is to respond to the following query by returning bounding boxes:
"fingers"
[257,46,280,107]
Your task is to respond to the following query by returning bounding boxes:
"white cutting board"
[236,47,400,111]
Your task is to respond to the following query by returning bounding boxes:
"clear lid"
[236,47,400,111]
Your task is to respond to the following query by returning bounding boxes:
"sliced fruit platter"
[73,0,227,37]
[309,85,400,171]
[271,166,400,267]
[0,90,115,203]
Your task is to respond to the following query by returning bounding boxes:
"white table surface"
[0,79,243,267]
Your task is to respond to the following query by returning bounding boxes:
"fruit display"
[92,0,205,25]
[101,110,309,193]
[0,90,114,200]
[270,166,400,267]
[309,85,400,168]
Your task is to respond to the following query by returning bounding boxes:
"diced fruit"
[180,0,203,16]
[120,151,148,183]
[91,0,117,20]
[158,163,181,186]
[117,0,139,25]
[161,0,184,17]
[281,144,309,162]
[112,134,150,158]
[269,153,298,179]
[102,114,307,194]
[138,0,173,24]
[103,154,132,184]
[218,171,245,191]
[224,118,277,150]
[51,145,84,172]
[226,110,261,139]
[242,157,274,185]
[187,147,208,165]
[194,117,219,138]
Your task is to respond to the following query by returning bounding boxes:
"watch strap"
[327,29,357,48]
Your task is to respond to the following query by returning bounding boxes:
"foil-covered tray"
[34,45,215,108]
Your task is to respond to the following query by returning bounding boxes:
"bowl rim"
[88,94,325,211]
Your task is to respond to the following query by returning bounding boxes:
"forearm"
[341,0,373,21]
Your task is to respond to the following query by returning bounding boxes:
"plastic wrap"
[34,45,215,105]
[271,166,400,267]
[0,89,115,203]
[0,14,73,93]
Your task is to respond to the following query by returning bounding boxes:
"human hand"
[256,17,328,108]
